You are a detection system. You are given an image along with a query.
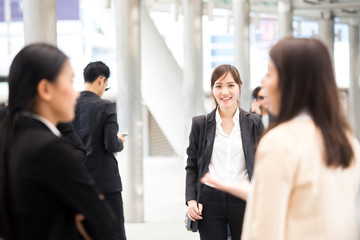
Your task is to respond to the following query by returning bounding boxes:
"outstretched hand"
[201,173,226,189]
[201,173,250,201]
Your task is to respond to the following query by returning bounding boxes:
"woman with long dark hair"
[0,43,116,239]
[185,64,264,240]
[202,37,360,239]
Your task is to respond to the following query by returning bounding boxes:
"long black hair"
[251,86,262,100]
[268,37,353,168]
[0,43,68,239]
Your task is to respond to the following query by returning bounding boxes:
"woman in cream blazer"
[242,113,360,240]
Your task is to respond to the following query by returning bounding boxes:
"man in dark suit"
[72,61,126,240]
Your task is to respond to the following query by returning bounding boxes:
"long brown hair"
[268,37,353,168]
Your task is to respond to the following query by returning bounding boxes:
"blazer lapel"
[240,110,253,161]
[201,109,216,175]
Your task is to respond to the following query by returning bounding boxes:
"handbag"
[185,213,198,232]
[185,115,208,232]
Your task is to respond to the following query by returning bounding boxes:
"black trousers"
[198,185,246,240]
[103,191,126,240]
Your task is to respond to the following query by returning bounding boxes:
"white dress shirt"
[208,107,248,185]
[262,114,269,129]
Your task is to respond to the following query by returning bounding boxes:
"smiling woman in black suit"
[0,43,116,240]
[185,64,264,240]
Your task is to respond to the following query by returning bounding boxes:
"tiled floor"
[124,156,199,240]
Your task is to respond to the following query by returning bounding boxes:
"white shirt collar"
[215,106,240,125]
[21,112,61,137]
[295,109,311,120]
[233,107,240,123]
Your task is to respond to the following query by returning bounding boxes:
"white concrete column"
[319,11,334,60]
[278,0,293,38]
[183,0,204,128]
[349,20,360,139]
[172,0,181,22]
[233,0,251,110]
[23,0,57,45]
[114,0,144,222]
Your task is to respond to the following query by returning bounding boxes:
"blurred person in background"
[250,86,274,129]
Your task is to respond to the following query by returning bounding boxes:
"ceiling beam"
[292,1,360,10]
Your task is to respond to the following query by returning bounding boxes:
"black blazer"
[185,108,264,203]
[73,91,123,193]
[57,122,86,158]
[0,106,6,119]
[9,116,116,239]
[0,106,86,158]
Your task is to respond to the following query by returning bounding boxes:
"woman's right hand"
[75,213,92,240]
[186,200,203,221]
[201,173,250,201]
[118,134,126,143]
